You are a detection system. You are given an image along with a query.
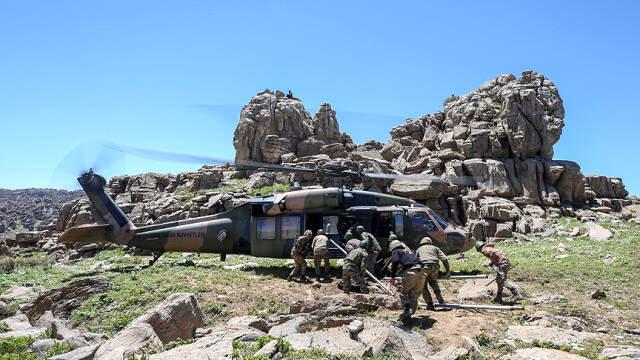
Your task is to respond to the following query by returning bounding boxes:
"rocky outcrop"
[233,90,352,164]
[94,293,204,360]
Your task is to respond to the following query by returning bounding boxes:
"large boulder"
[463,159,514,197]
[94,293,204,360]
[23,277,110,323]
[390,177,450,200]
[479,197,521,221]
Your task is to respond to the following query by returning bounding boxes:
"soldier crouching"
[341,240,369,294]
[288,230,313,282]
[416,237,451,310]
[312,229,331,282]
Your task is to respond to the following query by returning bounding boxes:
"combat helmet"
[355,225,365,234]
[359,239,369,249]
[317,229,325,235]
[389,240,404,251]
[475,241,486,251]
[344,231,353,241]
[389,234,398,241]
[419,237,433,246]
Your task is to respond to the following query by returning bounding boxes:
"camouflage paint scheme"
[60,171,474,259]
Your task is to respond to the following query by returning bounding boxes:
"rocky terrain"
[1,70,640,359]
[0,189,82,235]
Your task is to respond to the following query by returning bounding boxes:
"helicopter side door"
[251,215,303,258]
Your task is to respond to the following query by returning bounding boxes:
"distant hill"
[0,188,83,237]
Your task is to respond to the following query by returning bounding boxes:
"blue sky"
[1,1,638,194]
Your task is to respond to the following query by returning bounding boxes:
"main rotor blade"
[102,142,232,165]
[235,160,316,173]
[363,172,476,186]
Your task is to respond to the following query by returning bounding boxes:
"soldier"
[416,237,451,311]
[475,241,525,303]
[287,230,312,282]
[389,240,426,321]
[354,225,381,274]
[312,229,331,282]
[341,240,369,294]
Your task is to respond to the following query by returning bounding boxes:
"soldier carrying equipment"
[342,240,369,294]
[312,229,331,282]
[389,240,426,321]
[288,230,313,282]
[416,236,451,310]
[475,241,525,303]
[355,225,382,274]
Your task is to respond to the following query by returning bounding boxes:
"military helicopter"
[59,144,475,264]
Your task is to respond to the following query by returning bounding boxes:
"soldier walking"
[341,240,369,294]
[312,229,331,282]
[288,230,313,282]
[389,240,426,321]
[354,225,381,274]
[416,237,451,310]
[475,241,525,303]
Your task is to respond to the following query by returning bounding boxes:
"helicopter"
[58,144,475,266]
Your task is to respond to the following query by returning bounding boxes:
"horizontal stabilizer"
[59,223,112,244]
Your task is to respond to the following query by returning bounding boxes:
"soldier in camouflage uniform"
[389,240,426,321]
[312,229,331,282]
[476,241,525,303]
[416,237,450,310]
[354,225,381,274]
[341,240,369,294]
[288,230,313,282]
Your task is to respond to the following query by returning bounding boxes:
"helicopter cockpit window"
[256,217,276,240]
[323,216,339,234]
[281,216,301,240]
[394,212,404,236]
[411,211,436,232]
[429,210,449,229]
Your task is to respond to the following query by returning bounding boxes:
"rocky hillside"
[0,188,82,236]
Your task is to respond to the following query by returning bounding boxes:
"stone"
[1,313,32,331]
[357,318,431,358]
[457,278,496,301]
[585,223,613,241]
[460,336,484,360]
[226,315,268,333]
[30,338,65,357]
[600,345,640,359]
[48,344,99,360]
[94,293,204,360]
[24,277,110,323]
[463,159,514,197]
[0,327,46,339]
[430,347,469,360]
[254,339,279,358]
[0,285,35,304]
[479,197,521,221]
[505,348,589,360]
[390,177,450,200]
[506,325,598,349]
[148,326,266,359]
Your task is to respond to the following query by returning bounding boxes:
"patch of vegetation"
[0,336,36,359]
[247,296,288,319]
[155,338,196,353]
[218,179,249,193]
[0,323,8,334]
[47,341,72,357]
[249,183,290,196]
[0,255,48,274]
[454,220,640,312]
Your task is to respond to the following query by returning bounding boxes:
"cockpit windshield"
[429,210,449,229]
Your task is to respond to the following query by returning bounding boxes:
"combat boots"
[400,305,412,321]
[435,292,445,304]
[492,295,504,304]
[426,302,436,311]
[287,275,293,282]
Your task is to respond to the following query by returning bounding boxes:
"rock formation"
[233,89,353,164]
[229,71,635,242]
